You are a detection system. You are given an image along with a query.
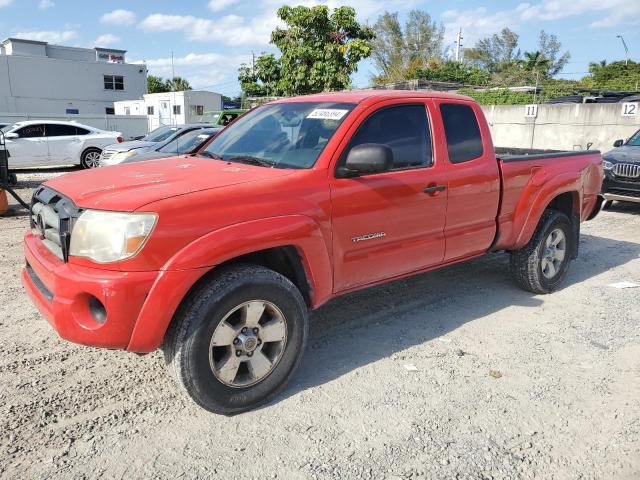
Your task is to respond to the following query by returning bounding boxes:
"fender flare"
[511,170,581,249]
[126,215,332,352]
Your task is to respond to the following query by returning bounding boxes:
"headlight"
[603,161,614,170]
[69,210,157,263]
[110,150,138,163]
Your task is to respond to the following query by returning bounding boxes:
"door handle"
[423,184,446,194]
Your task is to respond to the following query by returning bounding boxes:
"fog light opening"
[88,296,107,325]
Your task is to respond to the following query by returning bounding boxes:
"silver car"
[100,124,212,166]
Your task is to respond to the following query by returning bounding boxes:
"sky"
[0,0,638,96]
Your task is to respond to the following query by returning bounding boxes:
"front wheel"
[81,148,102,168]
[510,210,573,294]
[163,264,308,414]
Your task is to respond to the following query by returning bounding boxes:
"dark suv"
[602,129,640,209]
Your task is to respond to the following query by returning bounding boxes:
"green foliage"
[458,88,535,105]
[415,61,491,85]
[238,5,375,96]
[582,61,640,90]
[371,10,445,84]
[147,75,170,94]
[465,28,521,74]
[147,75,191,93]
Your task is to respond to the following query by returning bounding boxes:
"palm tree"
[166,76,192,92]
[520,51,552,74]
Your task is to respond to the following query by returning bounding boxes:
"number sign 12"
[622,103,638,117]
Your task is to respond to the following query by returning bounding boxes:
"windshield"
[158,129,218,154]
[1,124,14,134]
[144,126,180,142]
[200,102,355,169]
[627,130,640,147]
[202,111,221,123]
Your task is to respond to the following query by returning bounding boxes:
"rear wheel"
[163,264,308,415]
[81,148,102,169]
[510,210,573,294]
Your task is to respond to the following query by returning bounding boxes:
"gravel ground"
[1,171,639,480]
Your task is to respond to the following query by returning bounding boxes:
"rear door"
[432,100,500,262]
[329,101,447,291]
[6,124,48,167]
[45,123,83,165]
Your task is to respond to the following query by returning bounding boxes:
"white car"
[0,120,123,169]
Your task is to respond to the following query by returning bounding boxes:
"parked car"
[22,91,604,414]
[0,123,9,130]
[103,127,223,166]
[601,128,640,208]
[100,124,212,166]
[201,109,246,126]
[0,121,123,168]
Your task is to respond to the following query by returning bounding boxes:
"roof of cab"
[274,89,473,104]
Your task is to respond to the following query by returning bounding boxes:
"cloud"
[38,0,54,9]
[138,13,279,46]
[137,52,251,92]
[208,0,238,13]
[14,30,78,43]
[441,8,519,45]
[100,9,137,26]
[94,33,120,47]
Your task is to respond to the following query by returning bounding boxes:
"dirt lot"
[1,171,639,479]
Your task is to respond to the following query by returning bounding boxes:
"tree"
[147,75,170,93]
[415,60,491,85]
[238,5,375,96]
[166,76,192,92]
[582,60,640,90]
[371,10,445,84]
[519,51,552,74]
[537,30,570,76]
[465,28,520,73]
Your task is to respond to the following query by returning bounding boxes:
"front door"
[159,101,171,125]
[5,124,48,167]
[329,102,447,292]
[44,123,81,165]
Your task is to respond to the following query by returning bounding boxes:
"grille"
[30,186,80,262]
[613,163,640,179]
[100,149,119,163]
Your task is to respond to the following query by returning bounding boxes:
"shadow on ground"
[279,233,640,401]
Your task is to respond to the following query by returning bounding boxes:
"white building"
[0,38,147,116]
[114,91,222,129]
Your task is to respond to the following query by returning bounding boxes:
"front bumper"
[22,231,158,349]
[602,173,640,203]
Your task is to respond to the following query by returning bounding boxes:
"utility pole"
[455,28,463,62]
[617,35,630,66]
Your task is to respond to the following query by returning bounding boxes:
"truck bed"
[493,149,603,251]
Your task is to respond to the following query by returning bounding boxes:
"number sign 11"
[525,105,538,118]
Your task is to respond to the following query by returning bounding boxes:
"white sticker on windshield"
[307,109,349,120]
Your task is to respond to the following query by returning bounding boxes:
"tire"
[81,148,102,169]
[509,210,573,294]
[163,264,309,415]
[602,200,614,211]
[8,173,17,186]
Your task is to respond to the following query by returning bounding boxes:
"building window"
[147,106,154,115]
[65,108,79,115]
[104,75,124,91]
[173,105,181,115]
[105,107,115,115]
[190,105,204,116]
[124,107,131,115]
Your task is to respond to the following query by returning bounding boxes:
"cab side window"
[46,124,78,136]
[346,105,432,170]
[16,124,45,138]
[440,103,484,164]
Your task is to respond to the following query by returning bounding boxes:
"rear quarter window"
[440,103,484,164]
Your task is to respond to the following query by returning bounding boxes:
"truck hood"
[603,145,640,164]
[45,156,296,211]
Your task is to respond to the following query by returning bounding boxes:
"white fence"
[0,112,150,139]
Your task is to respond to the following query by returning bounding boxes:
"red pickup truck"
[22,91,604,414]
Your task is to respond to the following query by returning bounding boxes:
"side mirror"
[132,135,144,140]
[4,132,18,140]
[613,139,624,148]
[338,143,393,178]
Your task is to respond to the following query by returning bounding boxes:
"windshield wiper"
[196,151,223,160]
[227,156,276,168]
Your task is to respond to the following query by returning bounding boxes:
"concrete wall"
[482,103,640,152]
[0,112,149,138]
